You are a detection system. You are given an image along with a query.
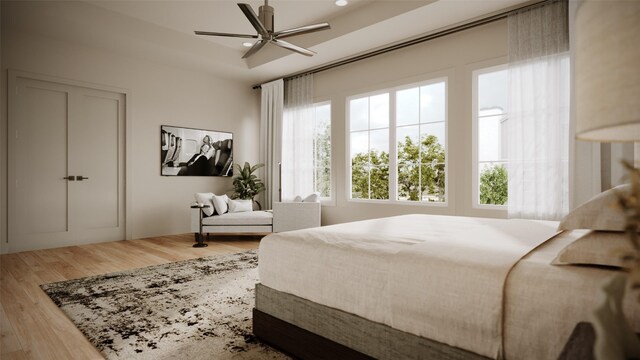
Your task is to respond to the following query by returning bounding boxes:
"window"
[473,66,508,207]
[282,100,332,202]
[348,78,447,203]
[349,93,390,200]
[313,102,331,199]
[396,82,446,202]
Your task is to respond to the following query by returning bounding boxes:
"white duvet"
[258,214,639,359]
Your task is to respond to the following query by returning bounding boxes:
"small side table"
[191,204,211,248]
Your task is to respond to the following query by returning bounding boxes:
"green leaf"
[479,164,508,205]
[231,161,266,201]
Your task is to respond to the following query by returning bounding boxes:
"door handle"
[77,176,89,181]
[63,176,76,181]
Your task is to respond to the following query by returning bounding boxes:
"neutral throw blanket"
[389,219,558,358]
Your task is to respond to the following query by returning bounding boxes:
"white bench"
[191,201,321,240]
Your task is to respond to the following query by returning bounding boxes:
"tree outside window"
[397,134,445,202]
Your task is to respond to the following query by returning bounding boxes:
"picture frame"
[161,125,233,177]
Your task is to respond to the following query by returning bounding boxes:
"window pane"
[313,103,331,198]
[350,93,390,200]
[396,87,419,126]
[478,69,508,114]
[397,164,419,201]
[421,163,446,202]
[370,165,389,200]
[315,166,331,197]
[351,164,368,199]
[478,114,507,162]
[350,97,368,131]
[350,131,368,159]
[397,125,419,165]
[370,128,389,163]
[420,122,445,151]
[479,162,508,205]
[476,66,508,207]
[420,82,446,123]
[315,103,330,123]
[370,93,389,129]
[395,80,447,203]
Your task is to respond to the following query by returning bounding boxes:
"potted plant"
[231,162,266,210]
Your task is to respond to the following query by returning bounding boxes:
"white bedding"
[504,229,640,359]
[259,215,503,329]
[389,218,558,358]
[258,214,640,359]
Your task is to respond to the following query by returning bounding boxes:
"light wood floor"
[0,233,262,360]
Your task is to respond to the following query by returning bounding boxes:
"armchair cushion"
[202,211,272,226]
[228,199,253,213]
[212,194,229,215]
[194,192,215,216]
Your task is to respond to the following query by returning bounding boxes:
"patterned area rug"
[41,250,288,360]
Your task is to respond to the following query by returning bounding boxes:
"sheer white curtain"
[507,0,570,220]
[281,75,315,201]
[260,79,284,209]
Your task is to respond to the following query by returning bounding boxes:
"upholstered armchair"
[190,200,321,239]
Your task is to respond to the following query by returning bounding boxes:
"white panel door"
[9,77,126,252]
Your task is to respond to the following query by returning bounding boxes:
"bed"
[253,213,640,360]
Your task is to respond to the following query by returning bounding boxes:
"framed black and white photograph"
[161,125,233,176]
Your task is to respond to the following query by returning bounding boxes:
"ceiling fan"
[195,0,331,59]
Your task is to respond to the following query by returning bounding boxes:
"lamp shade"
[575,0,640,142]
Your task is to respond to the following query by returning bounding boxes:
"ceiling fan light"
[335,0,348,7]
[242,42,254,47]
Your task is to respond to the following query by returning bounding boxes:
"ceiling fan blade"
[274,23,331,39]
[194,31,258,39]
[272,39,316,57]
[242,40,269,59]
[238,3,269,38]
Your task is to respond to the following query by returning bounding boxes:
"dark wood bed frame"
[252,284,610,360]
[252,284,489,360]
[254,309,375,360]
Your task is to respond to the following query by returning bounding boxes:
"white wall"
[314,20,509,225]
[1,20,260,251]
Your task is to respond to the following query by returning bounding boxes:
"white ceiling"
[4,0,531,84]
[89,0,371,52]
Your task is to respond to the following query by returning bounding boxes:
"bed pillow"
[194,192,215,216]
[558,184,629,231]
[552,231,634,269]
[228,199,253,213]
[293,195,303,202]
[212,194,229,215]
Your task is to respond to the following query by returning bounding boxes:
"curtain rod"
[252,0,553,89]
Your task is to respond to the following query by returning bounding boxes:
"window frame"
[345,77,448,206]
[472,64,508,210]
